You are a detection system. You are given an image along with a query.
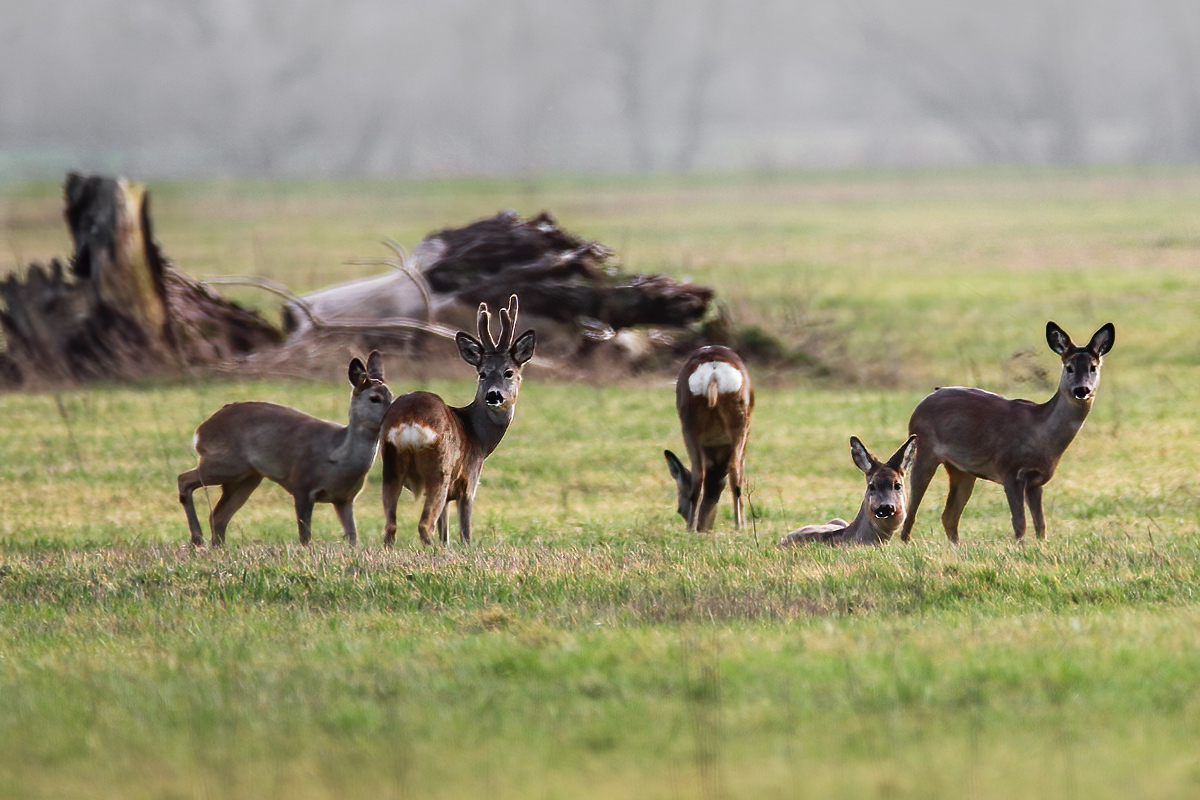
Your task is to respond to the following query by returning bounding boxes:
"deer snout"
[485,389,505,407]
[1073,386,1093,400]
[873,504,897,519]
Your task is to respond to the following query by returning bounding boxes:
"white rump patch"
[688,362,743,396]
[387,423,439,450]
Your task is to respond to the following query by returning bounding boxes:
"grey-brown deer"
[664,345,754,532]
[901,321,1115,542]
[178,351,392,547]
[380,295,535,546]
[779,435,917,546]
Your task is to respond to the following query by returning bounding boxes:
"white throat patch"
[688,361,743,396]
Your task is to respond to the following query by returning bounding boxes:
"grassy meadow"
[2,169,1200,798]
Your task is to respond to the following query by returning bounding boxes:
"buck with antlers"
[901,321,1115,542]
[380,295,536,546]
[178,351,392,547]
[779,435,917,546]
[664,345,754,532]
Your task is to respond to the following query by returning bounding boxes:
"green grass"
[2,168,1200,798]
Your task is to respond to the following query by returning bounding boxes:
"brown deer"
[178,351,392,547]
[901,321,1115,542]
[380,295,536,546]
[664,345,754,532]
[779,435,917,546]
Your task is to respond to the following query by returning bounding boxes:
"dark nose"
[874,505,896,519]
[486,390,503,406]
[1073,387,1091,400]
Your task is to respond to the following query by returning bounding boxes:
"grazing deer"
[178,351,392,547]
[779,435,917,546]
[901,321,1115,542]
[380,295,536,546]
[664,345,754,532]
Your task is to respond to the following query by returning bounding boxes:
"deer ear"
[456,332,485,367]
[365,350,385,381]
[664,450,690,485]
[850,436,876,475]
[1088,323,1115,357]
[1046,321,1073,356]
[888,434,918,475]
[510,329,537,366]
[348,357,368,387]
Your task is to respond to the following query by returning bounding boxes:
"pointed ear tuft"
[1046,321,1073,356]
[456,332,485,368]
[1088,322,1115,357]
[850,436,876,474]
[510,329,536,366]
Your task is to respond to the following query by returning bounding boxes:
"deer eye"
[504,369,514,379]
[1089,364,1097,374]
[478,372,486,381]
[894,481,902,491]
[1065,365,1074,375]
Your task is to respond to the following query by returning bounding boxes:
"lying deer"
[178,351,392,547]
[779,435,917,546]
[380,295,536,546]
[901,321,1115,542]
[664,345,754,532]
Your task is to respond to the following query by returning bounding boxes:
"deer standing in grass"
[779,435,917,546]
[178,351,392,547]
[664,345,754,532]
[380,295,536,546]
[901,321,1115,542]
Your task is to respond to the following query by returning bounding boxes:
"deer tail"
[706,375,720,408]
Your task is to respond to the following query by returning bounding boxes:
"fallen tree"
[0,173,280,386]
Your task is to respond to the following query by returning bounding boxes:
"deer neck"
[1038,385,1092,455]
[329,409,382,466]
[456,399,512,458]
[843,501,888,545]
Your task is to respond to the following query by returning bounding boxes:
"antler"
[498,294,518,349]
[476,302,498,350]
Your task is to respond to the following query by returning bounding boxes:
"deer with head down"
[380,295,536,546]
[901,321,1115,542]
[779,435,917,546]
[178,351,392,547]
[664,345,754,532]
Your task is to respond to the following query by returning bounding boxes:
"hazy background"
[2,0,1199,179]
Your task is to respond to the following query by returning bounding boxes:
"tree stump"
[0,173,281,386]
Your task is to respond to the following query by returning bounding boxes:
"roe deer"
[178,351,392,547]
[779,435,917,546]
[380,295,535,546]
[901,321,1115,542]
[664,345,754,532]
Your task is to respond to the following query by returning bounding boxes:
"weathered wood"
[0,173,280,386]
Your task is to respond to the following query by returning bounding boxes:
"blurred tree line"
[2,0,1199,178]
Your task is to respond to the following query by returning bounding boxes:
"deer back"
[674,345,753,448]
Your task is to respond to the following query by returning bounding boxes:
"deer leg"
[418,482,450,547]
[728,426,749,529]
[457,495,474,544]
[940,464,977,544]
[697,460,728,533]
[1025,482,1046,540]
[381,444,402,548]
[683,444,706,532]
[333,501,358,545]
[177,469,207,546]
[437,506,449,545]
[293,493,316,546]
[209,475,263,547]
[900,450,941,542]
[1003,474,1028,540]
